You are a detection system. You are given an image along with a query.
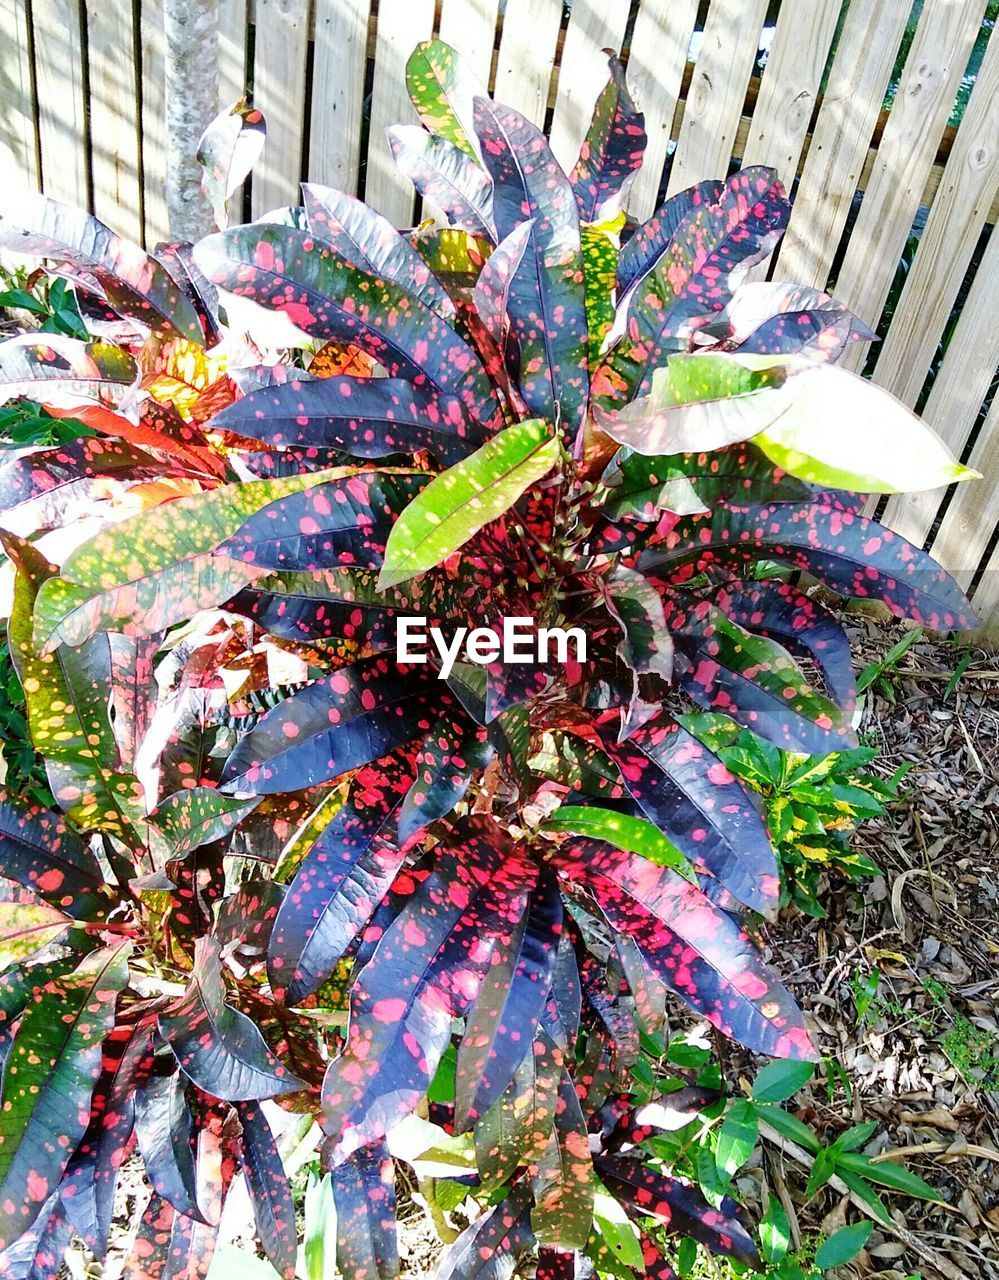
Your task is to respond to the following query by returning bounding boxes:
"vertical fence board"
[140,0,170,247]
[219,0,249,107]
[969,532,999,624]
[547,0,632,175]
[741,0,843,186]
[32,0,88,206]
[665,0,769,198]
[86,0,143,240]
[834,0,989,371]
[872,29,999,408]
[493,0,563,126]
[624,0,699,221]
[931,396,999,592]
[251,0,310,218]
[880,222,999,550]
[364,0,435,224]
[437,0,500,89]
[309,0,370,195]
[0,0,38,191]
[776,0,911,290]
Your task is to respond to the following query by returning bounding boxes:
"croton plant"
[0,39,977,1280]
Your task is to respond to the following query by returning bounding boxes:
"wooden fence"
[0,0,997,630]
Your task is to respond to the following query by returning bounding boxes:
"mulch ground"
[61,620,999,1279]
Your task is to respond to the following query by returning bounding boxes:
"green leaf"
[0,942,130,1250]
[754,1102,821,1154]
[716,1099,759,1181]
[406,40,486,162]
[835,1151,940,1201]
[805,1147,837,1199]
[835,1168,890,1224]
[753,363,978,494]
[814,1220,874,1269]
[378,419,559,588]
[0,900,72,970]
[542,805,693,878]
[751,1059,816,1104]
[149,786,260,858]
[303,1173,337,1280]
[759,1192,791,1265]
[831,1121,878,1153]
[33,468,344,651]
[593,1189,644,1270]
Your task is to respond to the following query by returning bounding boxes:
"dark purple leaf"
[127,1192,219,1279]
[387,125,495,239]
[159,936,304,1100]
[329,1140,399,1280]
[0,1193,72,1279]
[0,792,109,918]
[236,1101,297,1279]
[597,1152,760,1265]
[268,750,416,1002]
[473,97,589,438]
[208,375,485,465]
[434,1185,535,1280]
[398,719,493,844]
[454,864,561,1128]
[570,55,647,223]
[134,1071,206,1223]
[642,502,976,631]
[594,714,779,912]
[219,471,428,571]
[554,839,815,1060]
[219,655,440,795]
[616,179,724,296]
[194,225,502,431]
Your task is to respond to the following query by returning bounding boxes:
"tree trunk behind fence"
[164,0,219,240]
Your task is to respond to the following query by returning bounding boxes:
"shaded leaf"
[0,791,107,918]
[387,126,495,239]
[329,1140,399,1280]
[134,1071,206,1222]
[159,936,304,1100]
[398,719,493,844]
[531,1070,594,1249]
[236,1101,297,1279]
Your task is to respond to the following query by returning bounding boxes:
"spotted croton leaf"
[706,281,875,361]
[666,598,855,754]
[32,467,342,651]
[0,1192,73,1279]
[542,806,692,878]
[236,1101,297,1279]
[581,220,621,360]
[193,225,501,431]
[197,98,266,229]
[303,183,454,319]
[593,714,779,911]
[641,502,976,631]
[3,536,148,847]
[0,792,108,918]
[0,943,130,1250]
[0,901,72,971]
[330,1140,399,1280]
[472,221,534,343]
[267,750,416,1002]
[406,39,486,163]
[159,936,304,1100]
[711,579,857,714]
[536,1248,576,1280]
[62,395,228,480]
[220,656,437,795]
[616,179,725,296]
[571,54,647,223]
[473,1025,563,1191]
[219,471,429,572]
[454,862,561,1129]
[0,436,166,537]
[0,190,203,339]
[133,1070,207,1223]
[321,829,511,1162]
[601,564,674,683]
[0,957,79,1070]
[555,839,814,1060]
[473,98,589,437]
[208,375,485,465]
[149,786,259,858]
[596,1153,760,1266]
[387,125,495,240]
[435,1185,535,1280]
[127,1191,219,1279]
[0,334,136,410]
[529,733,626,801]
[531,1068,594,1250]
[594,351,792,456]
[598,168,788,401]
[60,1021,156,1258]
[398,719,493,844]
[379,419,560,588]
